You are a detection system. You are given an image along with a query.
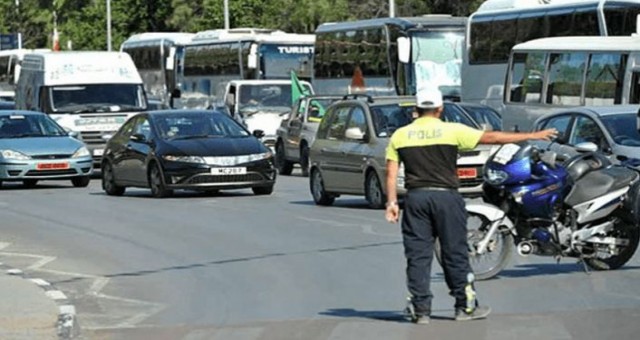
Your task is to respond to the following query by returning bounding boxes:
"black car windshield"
[600,113,640,147]
[155,112,250,140]
[51,84,147,113]
[371,104,414,137]
[0,114,67,138]
[459,105,502,131]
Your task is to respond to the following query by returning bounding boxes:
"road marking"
[46,290,68,300]
[30,278,52,286]
[59,305,76,315]
[6,268,23,275]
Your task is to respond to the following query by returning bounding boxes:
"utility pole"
[389,0,395,17]
[224,0,230,29]
[106,0,112,51]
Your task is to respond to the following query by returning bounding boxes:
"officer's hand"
[532,128,558,141]
[385,204,399,223]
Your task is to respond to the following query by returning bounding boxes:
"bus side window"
[510,52,546,104]
[584,53,626,106]
[547,52,586,105]
[630,72,640,104]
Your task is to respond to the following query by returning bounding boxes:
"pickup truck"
[223,79,313,150]
[275,95,341,176]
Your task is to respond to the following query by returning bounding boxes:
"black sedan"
[101,110,276,198]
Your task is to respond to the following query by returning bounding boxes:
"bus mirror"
[397,37,410,63]
[636,14,640,36]
[248,44,258,69]
[166,47,176,70]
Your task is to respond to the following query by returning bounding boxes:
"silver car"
[0,110,92,188]
[309,96,492,209]
[532,105,640,162]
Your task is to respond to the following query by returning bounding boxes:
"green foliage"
[0,0,484,50]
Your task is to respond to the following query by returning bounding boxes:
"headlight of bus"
[0,149,31,160]
[485,168,508,185]
[72,146,90,158]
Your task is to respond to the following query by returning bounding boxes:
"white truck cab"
[15,51,147,166]
[223,79,313,149]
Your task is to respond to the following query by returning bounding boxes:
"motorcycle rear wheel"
[435,212,514,281]
[585,219,639,271]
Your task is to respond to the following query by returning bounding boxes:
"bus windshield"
[412,30,464,94]
[50,84,147,113]
[261,44,314,79]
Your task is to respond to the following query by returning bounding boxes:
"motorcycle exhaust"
[517,241,537,256]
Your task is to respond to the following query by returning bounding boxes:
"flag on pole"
[52,27,60,51]
[291,70,311,105]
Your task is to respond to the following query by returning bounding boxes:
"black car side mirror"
[130,133,147,143]
[252,129,265,139]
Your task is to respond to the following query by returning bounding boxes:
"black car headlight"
[163,155,206,164]
[484,168,508,185]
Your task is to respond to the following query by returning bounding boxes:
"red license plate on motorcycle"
[457,168,477,179]
[36,162,70,170]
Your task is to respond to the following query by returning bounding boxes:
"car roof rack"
[342,94,374,103]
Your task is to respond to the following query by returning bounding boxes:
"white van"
[15,51,147,166]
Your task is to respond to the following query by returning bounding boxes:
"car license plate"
[211,167,247,175]
[457,168,477,179]
[93,149,104,156]
[37,162,70,170]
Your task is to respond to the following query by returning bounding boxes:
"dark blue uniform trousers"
[402,189,472,314]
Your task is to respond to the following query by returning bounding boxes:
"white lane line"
[46,290,68,300]
[59,305,76,315]
[6,268,23,275]
[30,278,52,286]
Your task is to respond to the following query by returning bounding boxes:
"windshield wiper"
[8,133,46,138]
[169,134,223,140]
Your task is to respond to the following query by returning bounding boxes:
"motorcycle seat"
[565,167,639,206]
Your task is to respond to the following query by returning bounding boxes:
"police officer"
[385,88,557,324]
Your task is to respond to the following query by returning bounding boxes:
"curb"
[1,262,79,339]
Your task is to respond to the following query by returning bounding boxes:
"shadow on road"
[0,183,77,191]
[51,240,402,285]
[496,263,640,279]
[88,189,256,199]
[289,199,378,210]
[319,308,453,322]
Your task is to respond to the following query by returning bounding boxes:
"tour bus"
[0,49,50,101]
[462,0,640,114]
[178,28,315,109]
[313,15,467,99]
[502,36,640,130]
[15,51,147,166]
[120,32,195,107]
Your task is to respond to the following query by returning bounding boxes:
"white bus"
[313,16,467,99]
[462,0,640,116]
[0,49,50,101]
[120,32,195,107]
[178,28,315,109]
[503,36,640,130]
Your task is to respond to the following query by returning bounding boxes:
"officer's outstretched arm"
[479,128,557,144]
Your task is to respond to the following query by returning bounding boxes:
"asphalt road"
[1,171,640,339]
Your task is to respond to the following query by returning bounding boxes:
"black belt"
[409,186,456,192]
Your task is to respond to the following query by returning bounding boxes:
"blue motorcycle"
[440,141,640,280]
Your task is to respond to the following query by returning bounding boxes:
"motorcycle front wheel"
[435,212,514,280]
[585,219,640,271]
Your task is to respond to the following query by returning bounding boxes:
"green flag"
[291,70,311,105]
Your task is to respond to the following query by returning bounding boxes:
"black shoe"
[404,303,430,324]
[454,305,491,321]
